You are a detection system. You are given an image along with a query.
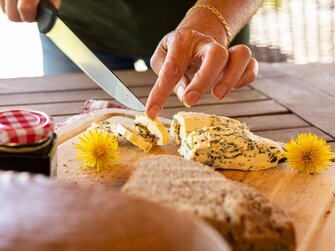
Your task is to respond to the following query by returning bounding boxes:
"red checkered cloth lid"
[0,109,54,145]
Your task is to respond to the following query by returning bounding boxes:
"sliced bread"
[122,155,296,251]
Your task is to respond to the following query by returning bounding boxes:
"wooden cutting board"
[56,108,335,251]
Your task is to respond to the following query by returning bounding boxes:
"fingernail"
[175,83,185,102]
[146,104,161,119]
[213,85,228,99]
[183,90,200,107]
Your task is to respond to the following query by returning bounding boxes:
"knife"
[36,0,145,112]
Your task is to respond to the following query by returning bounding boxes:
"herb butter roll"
[179,126,285,171]
[170,112,248,145]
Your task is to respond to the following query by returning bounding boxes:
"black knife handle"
[36,0,59,34]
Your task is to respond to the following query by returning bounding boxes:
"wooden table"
[1,62,334,250]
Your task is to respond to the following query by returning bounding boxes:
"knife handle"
[36,0,59,34]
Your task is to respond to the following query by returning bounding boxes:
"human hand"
[145,28,258,120]
[0,0,60,22]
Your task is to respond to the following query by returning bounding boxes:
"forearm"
[177,0,263,46]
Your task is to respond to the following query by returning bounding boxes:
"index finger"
[146,35,192,119]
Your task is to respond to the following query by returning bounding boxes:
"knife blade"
[36,0,145,112]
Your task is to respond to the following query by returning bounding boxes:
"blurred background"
[0,0,334,78]
[250,0,335,64]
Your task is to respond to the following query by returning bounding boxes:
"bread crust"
[0,171,230,251]
[122,155,296,251]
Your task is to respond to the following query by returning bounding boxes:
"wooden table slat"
[257,62,287,79]
[0,71,157,94]
[141,90,268,107]
[0,89,267,107]
[236,114,310,132]
[0,71,251,95]
[1,85,155,98]
[0,102,92,117]
[161,100,288,118]
[272,63,335,97]
[256,127,333,142]
[0,99,286,119]
[252,76,335,138]
[328,142,335,150]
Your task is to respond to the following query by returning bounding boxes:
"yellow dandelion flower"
[75,128,120,171]
[284,133,333,174]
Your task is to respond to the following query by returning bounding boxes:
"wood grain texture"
[0,102,93,117]
[223,165,335,251]
[0,99,284,120]
[256,127,333,142]
[56,109,335,251]
[0,89,265,107]
[0,86,157,102]
[236,114,309,132]
[141,90,268,108]
[57,110,175,189]
[0,71,156,94]
[272,63,335,97]
[161,100,288,118]
[257,62,287,79]
[328,142,335,151]
[305,194,335,251]
[0,70,250,95]
[252,76,335,138]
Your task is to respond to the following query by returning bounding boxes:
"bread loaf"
[122,155,296,251]
[0,171,231,251]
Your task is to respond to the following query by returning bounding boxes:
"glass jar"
[0,109,57,176]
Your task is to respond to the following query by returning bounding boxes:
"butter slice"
[134,115,169,145]
[87,120,118,138]
[116,123,152,152]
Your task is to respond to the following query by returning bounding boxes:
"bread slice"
[134,114,169,145]
[116,123,152,152]
[122,155,296,251]
[0,171,231,251]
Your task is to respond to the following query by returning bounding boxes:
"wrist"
[177,4,229,47]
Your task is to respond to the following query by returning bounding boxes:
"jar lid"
[0,109,54,145]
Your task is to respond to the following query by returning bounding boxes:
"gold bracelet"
[188,3,232,47]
